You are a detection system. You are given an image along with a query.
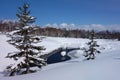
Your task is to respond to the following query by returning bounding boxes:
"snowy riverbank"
[0,34,120,80]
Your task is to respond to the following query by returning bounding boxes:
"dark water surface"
[47,48,80,64]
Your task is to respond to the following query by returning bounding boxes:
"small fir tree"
[83,30,100,60]
[6,3,46,76]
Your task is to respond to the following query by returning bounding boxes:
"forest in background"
[0,20,120,40]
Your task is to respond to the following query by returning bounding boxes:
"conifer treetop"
[16,3,36,26]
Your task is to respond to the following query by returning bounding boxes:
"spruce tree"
[6,3,46,76]
[83,30,100,60]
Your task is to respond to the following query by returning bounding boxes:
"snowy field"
[0,34,120,80]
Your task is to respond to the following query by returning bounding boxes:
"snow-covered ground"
[0,34,120,80]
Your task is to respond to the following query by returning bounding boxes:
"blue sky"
[0,0,120,26]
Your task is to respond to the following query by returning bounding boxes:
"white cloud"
[60,23,68,28]
[69,23,75,27]
[59,23,77,30]
[79,24,106,31]
[52,23,58,28]
[108,24,120,31]
[44,23,120,31]
[78,24,120,31]
[45,23,51,27]
[44,23,58,28]
[69,23,76,29]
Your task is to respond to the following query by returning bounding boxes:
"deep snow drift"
[0,34,120,80]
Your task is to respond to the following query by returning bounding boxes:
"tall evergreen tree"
[83,30,100,60]
[6,3,46,76]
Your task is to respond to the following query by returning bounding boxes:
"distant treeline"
[0,20,120,40]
